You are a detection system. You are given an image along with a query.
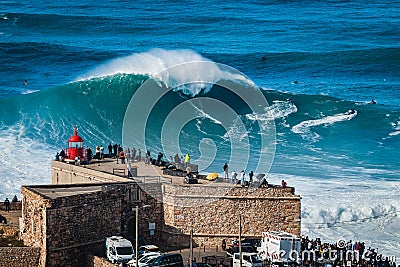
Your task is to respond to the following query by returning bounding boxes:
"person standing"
[249,171,254,184]
[99,145,104,160]
[138,149,142,161]
[240,170,245,187]
[127,162,132,178]
[145,151,151,165]
[132,147,136,162]
[231,170,238,184]
[157,152,163,166]
[95,146,100,162]
[85,146,92,164]
[223,163,229,179]
[108,143,112,157]
[185,153,190,167]
[59,149,66,161]
[113,143,118,158]
[4,198,10,212]
[125,148,131,163]
[281,180,287,188]
[119,150,126,164]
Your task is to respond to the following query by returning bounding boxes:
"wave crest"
[77,48,255,96]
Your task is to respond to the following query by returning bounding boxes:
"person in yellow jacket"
[185,153,190,167]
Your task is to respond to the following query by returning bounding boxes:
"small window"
[69,141,83,148]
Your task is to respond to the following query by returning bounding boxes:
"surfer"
[261,55,268,61]
[369,99,376,104]
[23,80,28,87]
[345,109,356,115]
[287,98,294,107]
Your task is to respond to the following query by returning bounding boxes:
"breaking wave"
[77,48,255,97]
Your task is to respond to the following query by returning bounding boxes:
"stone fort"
[1,160,301,267]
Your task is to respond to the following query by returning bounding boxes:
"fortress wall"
[19,162,302,264]
[0,225,19,237]
[51,160,127,184]
[20,187,49,249]
[0,247,41,267]
[162,185,301,248]
[21,182,164,267]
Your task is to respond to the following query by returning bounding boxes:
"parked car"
[138,245,161,257]
[232,252,262,267]
[128,252,162,267]
[147,253,183,267]
[184,263,212,267]
[226,245,257,258]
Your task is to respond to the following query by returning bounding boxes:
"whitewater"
[1,0,399,261]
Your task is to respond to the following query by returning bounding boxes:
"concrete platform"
[0,210,21,229]
[81,159,221,186]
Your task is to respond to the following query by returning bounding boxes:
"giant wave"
[0,48,399,260]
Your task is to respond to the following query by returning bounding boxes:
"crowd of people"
[55,143,293,189]
[222,163,288,189]
[300,236,396,267]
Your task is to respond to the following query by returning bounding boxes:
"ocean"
[0,0,399,260]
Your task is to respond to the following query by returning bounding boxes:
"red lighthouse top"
[67,124,84,159]
[68,125,84,143]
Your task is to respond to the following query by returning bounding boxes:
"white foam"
[291,110,357,138]
[0,124,55,200]
[21,89,40,95]
[77,48,255,97]
[189,101,223,125]
[267,173,400,262]
[389,120,400,136]
[246,100,297,130]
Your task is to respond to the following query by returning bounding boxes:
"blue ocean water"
[0,0,399,258]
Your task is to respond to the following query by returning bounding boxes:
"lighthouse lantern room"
[68,124,84,159]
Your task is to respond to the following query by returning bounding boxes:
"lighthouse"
[67,124,84,159]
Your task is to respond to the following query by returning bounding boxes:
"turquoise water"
[0,0,399,259]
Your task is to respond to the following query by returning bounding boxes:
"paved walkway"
[83,159,218,186]
[168,247,227,265]
[0,210,21,228]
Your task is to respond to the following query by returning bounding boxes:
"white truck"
[233,252,263,267]
[257,231,301,265]
[106,236,135,264]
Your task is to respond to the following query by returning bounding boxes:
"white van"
[233,252,262,267]
[106,236,135,264]
[257,231,301,265]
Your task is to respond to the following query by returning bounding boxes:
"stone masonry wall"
[45,185,128,267]
[162,184,301,248]
[51,161,166,244]
[0,225,19,237]
[21,182,165,267]
[20,186,50,267]
[92,255,116,267]
[51,160,127,185]
[0,247,41,267]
